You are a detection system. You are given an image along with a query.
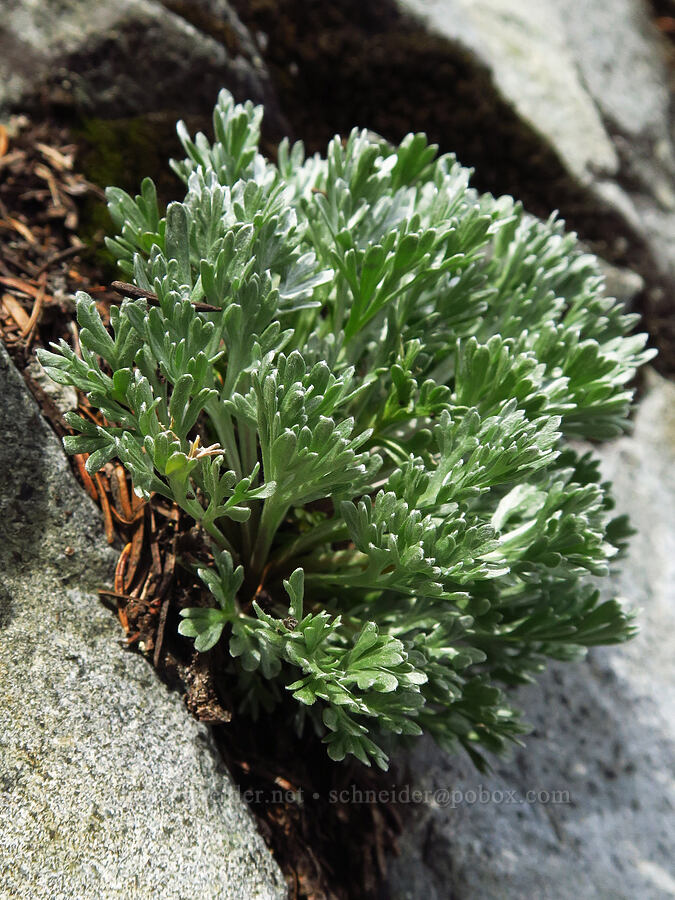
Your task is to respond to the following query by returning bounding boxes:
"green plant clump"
[39,90,654,770]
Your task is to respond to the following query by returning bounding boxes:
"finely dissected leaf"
[41,88,654,770]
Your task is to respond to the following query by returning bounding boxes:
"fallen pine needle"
[34,162,62,207]
[34,242,84,277]
[115,542,132,594]
[0,216,36,244]
[111,464,134,520]
[1,292,30,331]
[94,471,116,544]
[21,272,47,343]
[36,141,74,171]
[111,280,221,312]
[0,274,55,305]
[73,453,99,501]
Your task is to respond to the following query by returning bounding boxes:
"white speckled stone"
[0,342,287,900]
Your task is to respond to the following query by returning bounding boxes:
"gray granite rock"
[400,0,675,334]
[0,341,287,899]
[402,0,620,186]
[24,356,78,417]
[385,371,675,900]
[0,0,282,124]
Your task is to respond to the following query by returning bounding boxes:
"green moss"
[75,115,182,195]
[73,114,188,274]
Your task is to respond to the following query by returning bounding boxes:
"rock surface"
[385,371,675,900]
[0,0,282,125]
[404,0,620,186]
[0,341,286,899]
[400,0,675,360]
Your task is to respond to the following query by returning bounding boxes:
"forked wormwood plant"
[40,90,654,769]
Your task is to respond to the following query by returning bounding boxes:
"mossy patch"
[72,113,193,273]
[74,114,186,199]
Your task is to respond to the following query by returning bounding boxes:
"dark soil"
[0,118,118,380]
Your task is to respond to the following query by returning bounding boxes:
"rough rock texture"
[385,371,675,900]
[0,341,286,899]
[401,0,675,358]
[0,0,282,125]
[404,0,620,185]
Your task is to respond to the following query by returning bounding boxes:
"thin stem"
[249,498,288,583]
[200,517,237,555]
[240,421,258,476]
[206,398,257,554]
[267,518,349,571]
[176,492,236,554]
[206,399,242,479]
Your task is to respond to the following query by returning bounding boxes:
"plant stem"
[249,498,288,583]
[206,399,242,479]
[206,398,258,554]
[176,492,236,554]
[267,518,349,571]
